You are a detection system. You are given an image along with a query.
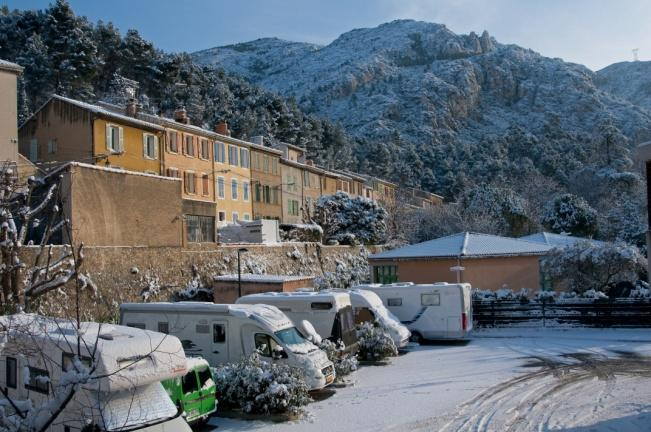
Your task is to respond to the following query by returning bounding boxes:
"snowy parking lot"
[207,327,651,432]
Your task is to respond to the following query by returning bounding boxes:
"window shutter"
[118,127,124,152]
[105,124,111,150]
[142,134,147,157]
[154,136,159,159]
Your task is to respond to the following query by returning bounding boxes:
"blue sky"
[3,0,651,70]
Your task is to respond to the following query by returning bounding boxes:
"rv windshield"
[275,327,308,346]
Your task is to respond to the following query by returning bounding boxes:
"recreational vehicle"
[0,314,191,432]
[236,291,358,351]
[330,289,411,348]
[358,282,473,341]
[120,302,335,390]
[162,357,217,425]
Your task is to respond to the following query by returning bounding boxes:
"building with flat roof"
[213,274,314,303]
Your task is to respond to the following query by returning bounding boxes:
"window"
[218,211,226,222]
[243,182,249,201]
[263,185,270,203]
[126,323,145,329]
[231,179,238,200]
[240,148,250,168]
[197,367,213,390]
[387,298,402,307]
[200,139,210,159]
[243,214,250,221]
[143,133,158,159]
[213,324,226,343]
[421,293,440,306]
[288,199,299,216]
[202,174,209,196]
[254,183,262,202]
[311,302,333,310]
[232,212,239,221]
[214,142,225,163]
[263,155,270,173]
[272,187,279,204]
[182,370,199,394]
[47,139,57,154]
[62,353,92,372]
[6,357,16,389]
[228,146,238,166]
[168,131,178,153]
[217,177,225,199]
[374,265,398,284]
[184,171,196,194]
[29,139,38,162]
[196,324,210,334]
[186,215,215,242]
[166,167,179,178]
[106,124,123,153]
[25,366,49,394]
[184,135,195,157]
[303,171,310,187]
[158,322,169,334]
[254,333,277,358]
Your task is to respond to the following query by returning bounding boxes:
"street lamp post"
[237,248,248,299]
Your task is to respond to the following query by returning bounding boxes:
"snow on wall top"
[44,161,182,182]
[520,232,605,248]
[370,232,552,260]
[0,59,23,73]
[213,274,315,283]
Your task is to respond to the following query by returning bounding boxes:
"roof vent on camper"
[173,107,189,124]
[215,120,231,136]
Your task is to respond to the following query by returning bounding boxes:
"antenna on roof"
[633,48,639,61]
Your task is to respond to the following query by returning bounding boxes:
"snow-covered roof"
[186,357,210,370]
[213,274,315,283]
[370,232,553,260]
[279,157,328,175]
[0,59,23,74]
[520,232,605,248]
[237,291,352,309]
[49,95,166,132]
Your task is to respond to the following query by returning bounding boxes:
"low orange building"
[368,232,552,292]
[213,274,315,303]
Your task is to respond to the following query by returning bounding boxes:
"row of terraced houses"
[15,91,442,244]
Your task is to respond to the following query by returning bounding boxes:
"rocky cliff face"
[193,20,651,148]
[595,61,651,112]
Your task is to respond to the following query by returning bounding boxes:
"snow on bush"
[313,192,387,245]
[279,223,323,243]
[472,288,529,302]
[541,193,598,237]
[630,281,651,299]
[356,322,398,361]
[541,241,645,294]
[318,339,358,381]
[213,353,311,415]
[314,249,370,290]
[461,184,530,236]
[172,275,213,302]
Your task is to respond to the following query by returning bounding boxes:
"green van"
[162,357,218,425]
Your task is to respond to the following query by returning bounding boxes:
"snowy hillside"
[595,61,651,111]
[193,20,651,149]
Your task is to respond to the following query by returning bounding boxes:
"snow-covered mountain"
[193,20,651,149]
[595,61,651,111]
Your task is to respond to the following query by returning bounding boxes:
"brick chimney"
[251,135,264,145]
[125,98,138,117]
[306,159,314,166]
[215,120,230,136]
[173,107,189,124]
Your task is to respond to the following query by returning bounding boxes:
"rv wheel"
[410,332,423,344]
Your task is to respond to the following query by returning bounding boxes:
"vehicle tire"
[410,332,423,344]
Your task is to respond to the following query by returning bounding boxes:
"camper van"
[236,291,358,351]
[120,302,335,390]
[335,289,411,348]
[162,357,217,425]
[358,282,473,342]
[0,314,191,432]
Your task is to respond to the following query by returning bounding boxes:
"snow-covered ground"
[207,327,651,431]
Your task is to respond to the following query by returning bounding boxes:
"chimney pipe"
[125,98,138,117]
[174,107,189,124]
[251,135,264,146]
[215,120,231,136]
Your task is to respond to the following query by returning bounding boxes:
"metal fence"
[472,298,651,327]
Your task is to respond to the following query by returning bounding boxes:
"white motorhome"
[120,302,335,390]
[329,289,411,348]
[357,282,473,341]
[235,291,358,351]
[0,314,191,432]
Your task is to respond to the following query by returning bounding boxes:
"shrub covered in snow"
[279,223,323,243]
[472,288,529,302]
[314,249,370,290]
[356,322,398,361]
[313,192,387,245]
[541,193,598,237]
[541,241,646,294]
[213,354,311,415]
[461,184,531,236]
[172,275,213,302]
[318,339,358,381]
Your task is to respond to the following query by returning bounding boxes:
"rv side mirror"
[272,346,288,360]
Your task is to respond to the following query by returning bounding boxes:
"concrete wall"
[370,255,542,292]
[61,164,183,247]
[22,243,378,321]
[0,69,19,163]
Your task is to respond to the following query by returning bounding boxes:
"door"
[180,370,202,421]
[211,321,229,365]
[197,366,217,416]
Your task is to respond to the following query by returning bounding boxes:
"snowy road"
[207,328,651,431]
